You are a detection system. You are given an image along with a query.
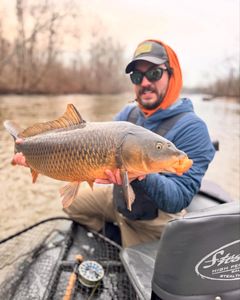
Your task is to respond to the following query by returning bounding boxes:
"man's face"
[133,60,170,110]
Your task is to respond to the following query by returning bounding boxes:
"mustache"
[138,86,156,96]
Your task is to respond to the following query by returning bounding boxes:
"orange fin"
[60,181,81,208]
[31,169,39,183]
[87,181,94,190]
[21,104,86,138]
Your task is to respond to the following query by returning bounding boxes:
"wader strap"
[127,105,139,124]
[127,106,219,150]
[127,106,188,136]
[154,112,189,136]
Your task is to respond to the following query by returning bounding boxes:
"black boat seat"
[187,179,234,212]
[152,202,240,300]
[120,202,240,300]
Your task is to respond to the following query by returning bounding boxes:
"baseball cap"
[125,41,169,73]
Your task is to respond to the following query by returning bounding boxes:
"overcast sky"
[79,0,239,87]
[1,0,239,87]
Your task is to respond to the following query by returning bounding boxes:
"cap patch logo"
[134,43,152,57]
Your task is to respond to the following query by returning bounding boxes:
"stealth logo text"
[195,240,240,281]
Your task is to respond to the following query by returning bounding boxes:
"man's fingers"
[16,138,24,144]
[101,169,123,185]
[94,179,112,184]
[11,152,28,167]
[115,169,122,185]
[105,169,117,184]
[138,175,146,181]
[95,169,142,185]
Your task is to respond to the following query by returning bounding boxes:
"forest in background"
[0,1,129,95]
[0,0,239,98]
[190,59,240,98]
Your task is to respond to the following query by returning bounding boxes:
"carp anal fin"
[21,104,86,138]
[3,120,24,140]
[60,181,81,208]
[120,169,135,211]
[31,169,39,183]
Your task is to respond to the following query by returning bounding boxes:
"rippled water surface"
[0,93,239,239]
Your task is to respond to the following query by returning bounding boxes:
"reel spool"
[78,260,104,287]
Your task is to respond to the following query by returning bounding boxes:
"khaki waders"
[63,184,185,248]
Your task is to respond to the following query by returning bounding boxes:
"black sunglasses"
[130,67,167,85]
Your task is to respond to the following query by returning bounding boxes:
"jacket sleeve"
[132,118,216,213]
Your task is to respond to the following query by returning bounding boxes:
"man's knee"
[63,184,115,222]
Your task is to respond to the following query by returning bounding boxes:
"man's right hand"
[95,169,145,185]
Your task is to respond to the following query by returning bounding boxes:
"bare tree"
[0,0,77,93]
[0,1,129,95]
[15,0,27,92]
[0,16,12,90]
[88,36,128,94]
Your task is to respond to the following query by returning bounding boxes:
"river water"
[0,93,239,239]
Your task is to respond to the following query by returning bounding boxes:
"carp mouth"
[161,156,193,175]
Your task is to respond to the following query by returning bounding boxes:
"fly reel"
[78,260,104,287]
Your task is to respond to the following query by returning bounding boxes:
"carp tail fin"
[3,120,23,140]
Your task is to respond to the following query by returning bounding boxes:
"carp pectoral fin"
[120,169,135,211]
[31,169,39,183]
[60,181,80,208]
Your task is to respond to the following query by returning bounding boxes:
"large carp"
[4,104,193,210]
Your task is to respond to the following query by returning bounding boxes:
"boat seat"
[186,179,234,213]
[120,202,240,300]
[152,202,240,300]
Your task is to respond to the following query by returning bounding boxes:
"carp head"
[120,129,193,176]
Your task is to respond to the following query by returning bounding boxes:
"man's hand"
[11,152,29,167]
[94,169,145,185]
[11,138,29,167]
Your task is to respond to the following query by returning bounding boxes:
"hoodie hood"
[138,39,183,116]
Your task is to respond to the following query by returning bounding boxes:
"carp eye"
[156,142,163,150]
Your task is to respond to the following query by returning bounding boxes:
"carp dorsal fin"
[21,104,85,138]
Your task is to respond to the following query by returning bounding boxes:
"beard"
[136,87,164,110]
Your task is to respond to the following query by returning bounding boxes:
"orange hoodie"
[138,39,183,116]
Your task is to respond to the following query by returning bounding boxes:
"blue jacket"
[114,98,215,213]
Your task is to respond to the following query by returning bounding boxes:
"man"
[13,39,215,247]
[63,39,215,247]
